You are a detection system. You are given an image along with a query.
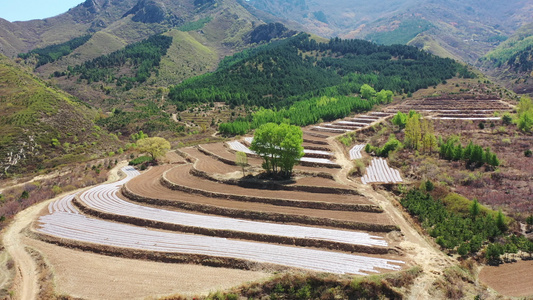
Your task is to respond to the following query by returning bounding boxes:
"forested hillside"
[54,34,173,89]
[169,33,472,110]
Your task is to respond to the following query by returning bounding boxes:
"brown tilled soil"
[289,176,348,189]
[24,238,269,300]
[126,166,392,225]
[304,131,338,138]
[160,151,187,164]
[479,260,533,297]
[181,147,242,174]
[165,164,370,205]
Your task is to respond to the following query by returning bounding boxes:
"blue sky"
[0,0,85,22]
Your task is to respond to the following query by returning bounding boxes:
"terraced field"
[309,112,392,134]
[30,112,410,277]
[386,95,513,120]
[35,164,404,274]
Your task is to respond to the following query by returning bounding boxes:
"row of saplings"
[401,184,533,264]
[365,110,500,169]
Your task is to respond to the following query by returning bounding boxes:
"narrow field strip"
[361,158,403,185]
[312,126,350,133]
[227,141,255,155]
[349,144,366,160]
[36,212,403,275]
[309,112,391,134]
[432,117,501,120]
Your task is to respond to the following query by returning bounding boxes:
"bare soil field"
[164,164,369,205]
[386,78,514,121]
[24,238,270,300]
[125,166,393,226]
[479,260,533,297]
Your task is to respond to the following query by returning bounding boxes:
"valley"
[0,0,532,298]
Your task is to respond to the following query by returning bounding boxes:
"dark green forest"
[18,35,92,67]
[168,33,473,110]
[55,35,173,89]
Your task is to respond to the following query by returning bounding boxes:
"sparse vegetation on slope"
[198,269,421,300]
[0,54,117,177]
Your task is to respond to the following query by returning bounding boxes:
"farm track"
[2,162,129,300]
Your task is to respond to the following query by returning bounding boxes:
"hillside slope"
[480,23,533,95]
[3,0,278,108]
[0,54,116,177]
[244,0,532,65]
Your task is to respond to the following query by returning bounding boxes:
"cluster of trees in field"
[219,85,391,135]
[365,110,437,158]
[394,111,438,153]
[55,35,172,88]
[250,122,303,177]
[400,189,508,256]
[517,96,533,132]
[18,35,92,67]
[168,33,471,110]
[485,234,533,262]
[365,134,402,157]
[439,137,500,167]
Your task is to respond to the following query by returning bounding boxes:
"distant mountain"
[1,0,281,106]
[0,54,116,176]
[244,0,533,65]
[480,23,533,95]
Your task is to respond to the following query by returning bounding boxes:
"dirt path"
[0,170,69,195]
[1,161,128,300]
[327,137,453,299]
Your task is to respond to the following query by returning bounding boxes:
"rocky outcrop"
[122,0,181,25]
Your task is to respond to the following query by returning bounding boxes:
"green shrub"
[366,134,402,158]
[129,156,153,166]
